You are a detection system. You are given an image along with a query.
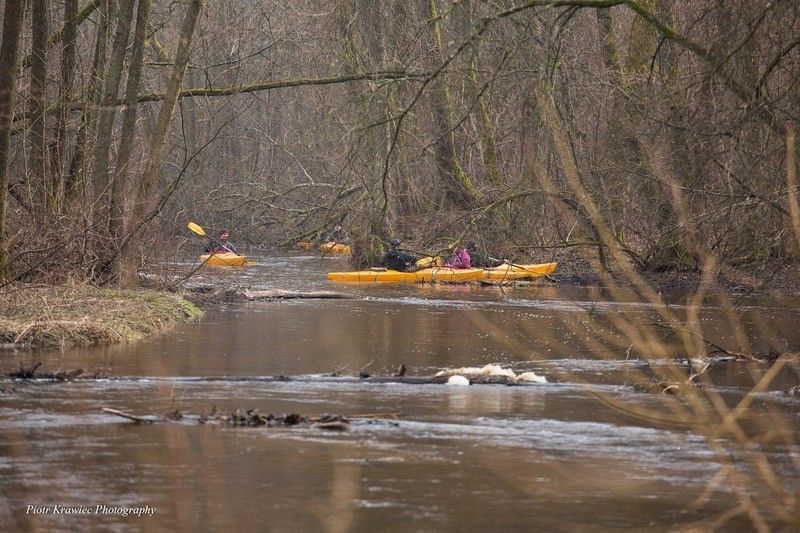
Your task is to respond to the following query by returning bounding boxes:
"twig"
[101,407,155,424]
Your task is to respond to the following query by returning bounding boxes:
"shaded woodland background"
[1,0,799,284]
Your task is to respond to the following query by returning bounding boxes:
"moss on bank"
[0,284,203,349]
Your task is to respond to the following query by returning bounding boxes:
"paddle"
[187,221,237,255]
[187,221,206,237]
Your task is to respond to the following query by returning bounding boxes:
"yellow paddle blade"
[187,222,206,236]
[416,256,442,268]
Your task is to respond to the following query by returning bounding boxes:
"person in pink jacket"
[445,244,471,269]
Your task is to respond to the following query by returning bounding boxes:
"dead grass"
[0,283,203,349]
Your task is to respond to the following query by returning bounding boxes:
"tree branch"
[623,0,783,134]
[133,70,431,104]
[20,0,103,72]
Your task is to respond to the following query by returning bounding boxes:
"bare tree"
[0,0,27,278]
[28,0,50,211]
[118,0,204,285]
[50,0,78,211]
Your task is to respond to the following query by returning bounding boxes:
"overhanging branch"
[134,70,431,104]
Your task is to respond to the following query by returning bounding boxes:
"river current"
[1,252,798,531]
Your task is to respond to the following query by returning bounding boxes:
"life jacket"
[383,249,416,271]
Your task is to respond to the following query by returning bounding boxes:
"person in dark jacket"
[464,240,504,268]
[382,238,419,272]
[204,229,237,254]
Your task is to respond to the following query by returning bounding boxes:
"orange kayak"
[320,242,352,255]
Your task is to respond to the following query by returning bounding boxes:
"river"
[1,252,799,531]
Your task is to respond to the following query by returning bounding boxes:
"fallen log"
[101,407,159,424]
[237,289,354,301]
[185,286,355,302]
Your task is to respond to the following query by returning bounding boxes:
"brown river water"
[1,253,799,531]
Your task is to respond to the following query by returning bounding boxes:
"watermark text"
[25,504,157,517]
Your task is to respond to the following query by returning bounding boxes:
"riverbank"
[0,284,203,350]
[542,248,800,297]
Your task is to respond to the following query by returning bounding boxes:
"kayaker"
[204,229,237,254]
[382,238,419,272]
[444,243,471,269]
[325,224,351,244]
[465,240,504,268]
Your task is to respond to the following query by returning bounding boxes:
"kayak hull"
[320,242,352,255]
[200,253,247,267]
[328,267,483,283]
[482,262,556,280]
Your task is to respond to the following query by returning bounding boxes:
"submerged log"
[8,362,41,379]
[5,363,109,381]
[101,406,356,429]
[7,362,84,380]
[5,368,547,386]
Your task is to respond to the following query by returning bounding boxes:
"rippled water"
[1,252,798,531]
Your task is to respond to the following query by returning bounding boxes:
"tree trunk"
[67,0,111,203]
[109,0,150,264]
[118,0,204,285]
[426,0,477,208]
[469,55,501,186]
[596,2,669,266]
[91,0,135,259]
[50,0,78,212]
[0,0,27,278]
[28,0,51,213]
[786,126,800,256]
[464,1,500,187]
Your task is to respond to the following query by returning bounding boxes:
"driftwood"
[101,407,158,424]
[186,286,355,302]
[236,289,354,301]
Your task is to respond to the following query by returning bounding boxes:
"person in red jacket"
[204,229,237,254]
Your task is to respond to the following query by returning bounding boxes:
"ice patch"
[436,364,547,384]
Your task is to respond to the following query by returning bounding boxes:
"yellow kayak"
[328,267,483,283]
[482,262,557,280]
[321,242,352,255]
[200,252,247,267]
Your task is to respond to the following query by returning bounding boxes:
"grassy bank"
[0,284,203,350]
